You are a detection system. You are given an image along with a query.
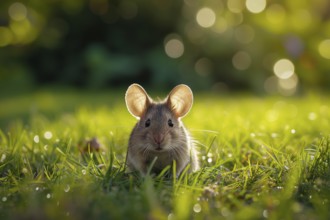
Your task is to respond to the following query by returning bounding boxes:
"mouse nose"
[153,134,164,145]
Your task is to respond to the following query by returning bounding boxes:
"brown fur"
[125,84,199,176]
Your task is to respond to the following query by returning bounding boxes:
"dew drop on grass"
[228,153,233,158]
[82,169,86,175]
[221,208,230,217]
[2,197,7,202]
[64,185,70,193]
[35,187,39,191]
[250,133,256,138]
[44,145,48,151]
[308,112,317,121]
[22,168,28,174]
[271,133,278,138]
[97,164,105,169]
[33,135,40,143]
[0,154,6,163]
[266,110,278,122]
[44,131,53,140]
[263,210,269,218]
[46,193,51,199]
[193,203,202,213]
[291,129,296,134]
[168,213,174,220]
[207,158,212,163]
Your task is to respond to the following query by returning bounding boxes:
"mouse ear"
[167,84,193,118]
[125,84,151,119]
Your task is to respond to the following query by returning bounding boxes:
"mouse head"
[125,84,193,151]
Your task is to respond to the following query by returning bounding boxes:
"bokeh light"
[33,135,40,143]
[227,0,245,13]
[246,0,267,14]
[44,131,53,140]
[278,74,299,96]
[0,27,13,47]
[164,35,184,59]
[278,74,298,90]
[264,76,278,94]
[291,9,312,32]
[234,25,255,44]
[213,17,228,34]
[184,23,204,44]
[89,0,109,15]
[225,12,243,26]
[273,59,295,79]
[0,0,329,94]
[8,2,27,21]
[196,7,216,28]
[9,19,37,44]
[195,58,213,76]
[264,72,299,96]
[119,1,138,19]
[232,51,251,70]
[285,36,304,58]
[318,39,330,59]
[266,4,286,31]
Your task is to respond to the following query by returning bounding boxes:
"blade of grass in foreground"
[0,92,330,219]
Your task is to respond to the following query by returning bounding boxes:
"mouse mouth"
[153,143,166,151]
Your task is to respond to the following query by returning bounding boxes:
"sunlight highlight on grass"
[0,90,329,219]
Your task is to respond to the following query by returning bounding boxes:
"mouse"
[125,83,199,176]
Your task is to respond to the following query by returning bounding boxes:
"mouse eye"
[168,119,174,127]
[145,119,151,127]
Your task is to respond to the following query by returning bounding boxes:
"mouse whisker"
[141,146,149,158]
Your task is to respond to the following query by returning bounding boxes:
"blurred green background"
[0,0,330,94]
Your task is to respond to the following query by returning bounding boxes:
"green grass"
[0,89,329,219]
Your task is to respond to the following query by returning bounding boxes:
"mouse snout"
[153,133,164,145]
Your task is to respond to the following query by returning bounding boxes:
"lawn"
[0,89,329,220]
